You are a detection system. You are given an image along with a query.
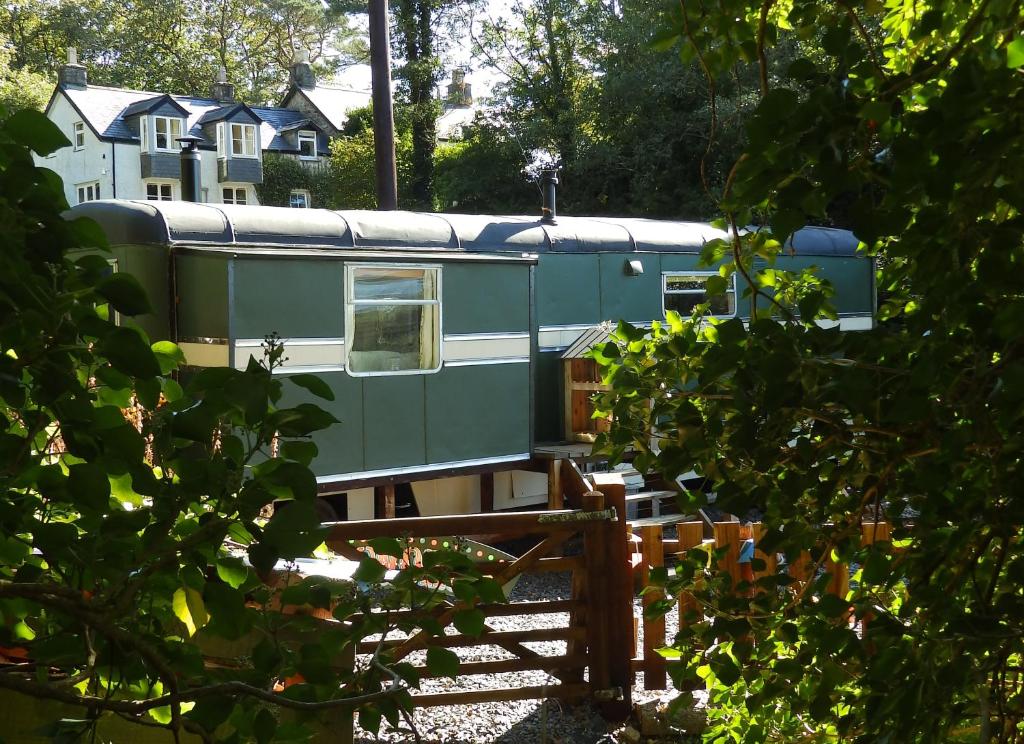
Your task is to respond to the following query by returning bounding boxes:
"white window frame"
[216,122,226,158]
[289,189,310,208]
[73,121,85,150]
[146,181,175,201]
[152,115,183,152]
[297,130,317,160]
[229,122,258,159]
[76,181,100,203]
[662,271,737,318]
[344,263,443,378]
[222,187,247,205]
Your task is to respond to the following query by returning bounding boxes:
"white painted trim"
[179,341,230,368]
[537,324,592,352]
[443,332,530,362]
[445,357,529,367]
[233,337,345,371]
[823,316,874,331]
[315,453,532,485]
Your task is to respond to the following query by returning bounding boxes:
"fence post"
[638,524,666,690]
[676,522,705,629]
[582,491,611,704]
[713,522,742,589]
[589,475,633,721]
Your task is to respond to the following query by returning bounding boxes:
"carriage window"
[663,272,735,316]
[345,265,441,375]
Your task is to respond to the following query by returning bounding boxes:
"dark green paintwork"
[362,375,426,470]
[536,254,601,326]
[120,244,170,341]
[599,253,662,323]
[176,254,228,339]
[534,352,562,443]
[442,264,530,334]
[232,259,344,339]
[425,364,530,462]
[279,371,365,477]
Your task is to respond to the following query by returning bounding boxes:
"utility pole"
[368,0,398,210]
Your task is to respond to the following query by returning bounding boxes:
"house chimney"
[445,69,472,108]
[59,47,87,89]
[289,48,316,90]
[210,66,234,102]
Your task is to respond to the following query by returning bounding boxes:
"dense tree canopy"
[593,0,1024,741]
[0,0,366,105]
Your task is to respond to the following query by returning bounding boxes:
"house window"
[223,187,247,205]
[298,130,317,159]
[153,116,183,151]
[73,121,85,150]
[289,189,310,208]
[345,265,441,375]
[230,123,258,158]
[663,272,736,317]
[146,182,174,201]
[76,181,100,203]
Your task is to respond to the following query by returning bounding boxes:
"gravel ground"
[353,533,695,744]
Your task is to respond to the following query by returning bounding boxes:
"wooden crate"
[563,357,611,442]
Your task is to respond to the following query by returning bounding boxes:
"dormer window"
[298,130,317,159]
[230,123,258,158]
[153,116,183,151]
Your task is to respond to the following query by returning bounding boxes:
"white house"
[37,50,370,208]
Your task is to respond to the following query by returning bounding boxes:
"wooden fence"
[323,495,635,721]
[631,520,893,689]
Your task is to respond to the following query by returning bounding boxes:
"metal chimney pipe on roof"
[541,169,559,225]
[177,136,203,203]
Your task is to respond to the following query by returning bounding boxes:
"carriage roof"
[71,200,861,257]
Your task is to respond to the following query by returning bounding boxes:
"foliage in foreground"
[0,106,498,742]
[594,2,1024,742]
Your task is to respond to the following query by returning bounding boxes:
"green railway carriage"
[72,201,873,517]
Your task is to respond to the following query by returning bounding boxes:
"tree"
[0,106,494,741]
[594,2,1024,741]
[327,104,416,209]
[0,0,366,104]
[0,47,51,111]
[390,0,477,209]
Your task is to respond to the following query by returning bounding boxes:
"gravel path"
[353,537,692,744]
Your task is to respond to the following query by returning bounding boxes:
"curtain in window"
[419,270,439,369]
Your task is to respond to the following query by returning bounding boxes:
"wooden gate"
[324,493,634,721]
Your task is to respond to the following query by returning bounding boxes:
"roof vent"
[59,47,87,89]
[541,170,559,225]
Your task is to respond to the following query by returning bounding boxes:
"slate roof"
[54,84,335,154]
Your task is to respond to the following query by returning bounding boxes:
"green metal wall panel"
[176,255,228,339]
[659,254,707,273]
[120,245,170,341]
[781,256,874,315]
[536,254,601,326]
[425,364,530,462]
[362,376,426,470]
[278,371,364,477]
[534,352,562,443]
[232,259,344,339]
[441,264,530,334]
[599,253,662,323]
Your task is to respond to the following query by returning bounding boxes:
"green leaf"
[453,608,486,636]
[1007,38,1024,68]
[279,440,318,466]
[426,646,460,679]
[216,557,250,589]
[3,109,70,156]
[100,327,162,378]
[152,340,186,374]
[68,463,111,510]
[95,273,152,316]
[288,373,336,401]
[173,586,209,637]
[352,556,387,583]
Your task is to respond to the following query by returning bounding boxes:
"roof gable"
[196,102,263,125]
[121,94,189,119]
[280,84,370,131]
